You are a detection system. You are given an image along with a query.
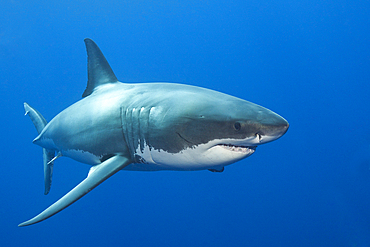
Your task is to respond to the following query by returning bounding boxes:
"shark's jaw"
[217,144,257,154]
[138,131,289,171]
[201,139,259,166]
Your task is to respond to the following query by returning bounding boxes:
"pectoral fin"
[208,167,224,172]
[18,155,131,227]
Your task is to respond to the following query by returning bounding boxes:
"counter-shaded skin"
[19,39,289,227]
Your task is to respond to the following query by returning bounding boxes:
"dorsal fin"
[82,38,118,97]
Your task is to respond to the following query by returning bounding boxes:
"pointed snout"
[254,108,289,144]
[266,116,289,138]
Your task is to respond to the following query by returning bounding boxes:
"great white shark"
[19,38,289,226]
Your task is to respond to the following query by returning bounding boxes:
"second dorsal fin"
[82,38,118,97]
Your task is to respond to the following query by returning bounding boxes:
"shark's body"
[19,39,288,226]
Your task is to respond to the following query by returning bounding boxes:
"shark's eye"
[234,122,241,131]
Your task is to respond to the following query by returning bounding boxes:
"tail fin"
[24,103,55,195]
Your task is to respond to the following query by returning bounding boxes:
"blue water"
[1,0,369,246]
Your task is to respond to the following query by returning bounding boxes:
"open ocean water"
[1,0,369,246]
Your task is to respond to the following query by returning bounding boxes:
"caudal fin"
[24,103,55,195]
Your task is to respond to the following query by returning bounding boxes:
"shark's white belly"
[123,138,256,171]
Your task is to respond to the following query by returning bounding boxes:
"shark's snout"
[252,108,289,144]
[267,119,289,140]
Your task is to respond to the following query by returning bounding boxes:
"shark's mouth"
[218,144,257,154]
